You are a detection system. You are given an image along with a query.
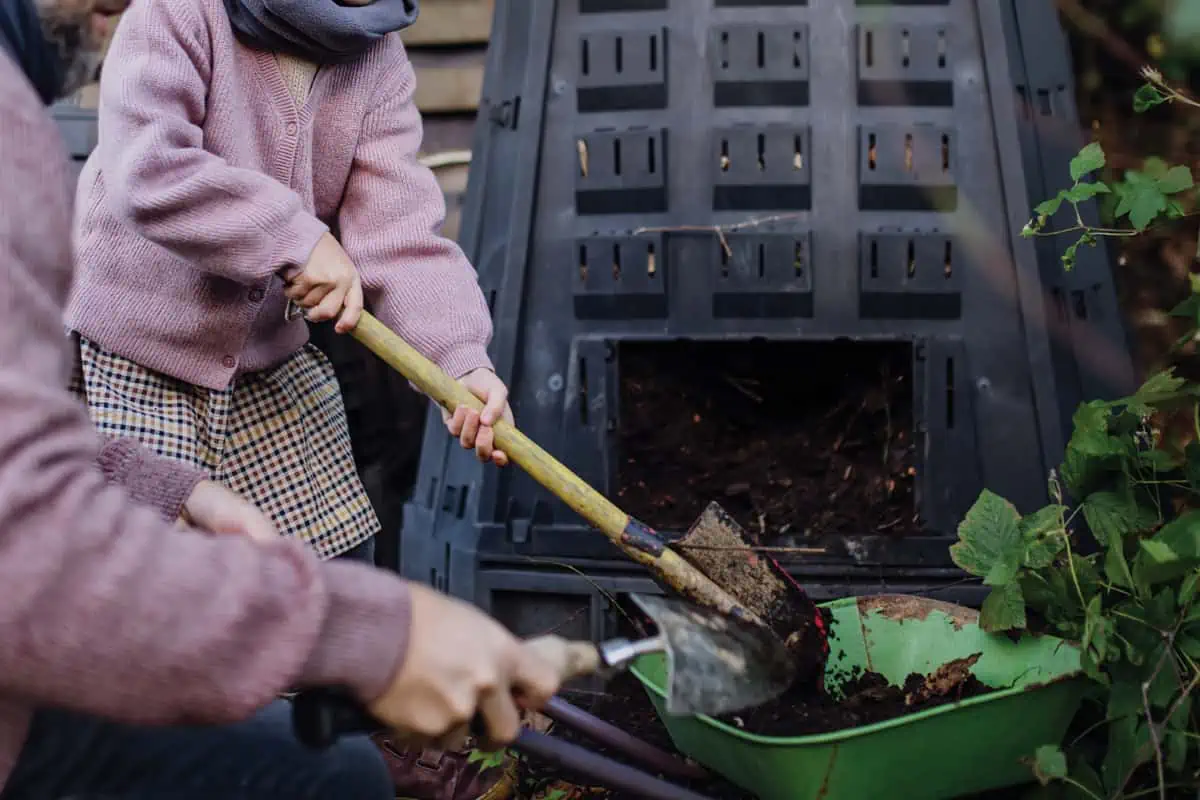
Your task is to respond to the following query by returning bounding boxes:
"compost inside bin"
[615,339,919,538]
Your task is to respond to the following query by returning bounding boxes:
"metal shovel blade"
[629,593,796,717]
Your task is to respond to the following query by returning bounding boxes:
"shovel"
[292,304,828,680]
[292,594,794,799]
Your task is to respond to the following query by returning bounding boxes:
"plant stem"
[1060,776,1105,800]
[1060,532,1087,609]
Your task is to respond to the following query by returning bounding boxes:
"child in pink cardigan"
[0,0,569,796]
[65,0,517,794]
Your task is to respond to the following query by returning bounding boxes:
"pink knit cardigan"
[66,0,494,389]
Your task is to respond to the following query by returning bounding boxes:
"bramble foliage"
[956,73,1200,799]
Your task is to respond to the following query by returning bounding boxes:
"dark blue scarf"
[222,0,419,65]
[0,0,64,104]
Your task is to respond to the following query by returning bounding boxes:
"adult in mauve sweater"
[66,0,511,570]
[67,0,522,791]
[0,0,566,795]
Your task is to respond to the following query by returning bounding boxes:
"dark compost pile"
[615,340,920,539]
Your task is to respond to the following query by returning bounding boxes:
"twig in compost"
[674,543,828,555]
[722,375,763,404]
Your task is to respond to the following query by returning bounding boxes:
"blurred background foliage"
[1060,0,1200,372]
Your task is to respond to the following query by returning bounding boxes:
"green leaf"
[1034,194,1064,218]
[1102,715,1150,795]
[1141,158,1169,181]
[980,581,1027,632]
[1063,182,1111,203]
[1031,744,1068,785]
[1115,602,1166,665]
[1020,505,1067,538]
[1104,540,1135,589]
[1168,294,1200,321]
[1146,646,1179,709]
[1134,510,1200,584]
[1137,447,1179,473]
[466,748,510,770]
[1069,142,1106,181]
[1177,629,1200,660]
[1061,239,1081,271]
[1082,489,1156,545]
[1019,570,1077,619]
[1021,506,1067,569]
[1114,171,1169,231]
[951,490,1024,585]
[1082,594,1109,658]
[1157,164,1195,194]
[1069,552,1103,600]
[1024,535,1066,570]
[1179,571,1198,608]
[1132,370,1189,407]
[1166,729,1189,773]
[1146,586,1178,630]
[1068,402,1118,455]
[1133,82,1169,113]
[1107,676,1142,718]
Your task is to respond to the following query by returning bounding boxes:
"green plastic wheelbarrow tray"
[629,595,1085,800]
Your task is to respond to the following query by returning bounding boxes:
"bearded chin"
[37,9,102,100]
[58,48,100,96]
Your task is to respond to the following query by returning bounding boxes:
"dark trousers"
[1,536,390,800]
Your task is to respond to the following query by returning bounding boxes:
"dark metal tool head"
[628,593,796,717]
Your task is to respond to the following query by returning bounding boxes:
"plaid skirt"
[68,336,380,560]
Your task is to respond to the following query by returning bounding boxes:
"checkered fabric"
[69,335,379,560]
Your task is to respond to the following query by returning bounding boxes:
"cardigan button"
[222,355,236,369]
[286,122,298,136]
[248,287,265,302]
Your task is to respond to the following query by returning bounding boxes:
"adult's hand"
[181,480,278,544]
[283,232,364,333]
[367,583,560,750]
[441,368,513,467]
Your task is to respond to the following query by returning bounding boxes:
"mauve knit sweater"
[0,49,414,789]
[66,0,493,389]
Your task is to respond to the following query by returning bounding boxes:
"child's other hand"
[284,232,364,333]
[181,480,279,544]
[441,369,513,467]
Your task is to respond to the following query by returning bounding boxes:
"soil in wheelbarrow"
[518,657,996,800]
[716,652,993,737]
[615,339,920,539]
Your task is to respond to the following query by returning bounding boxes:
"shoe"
[372,734,517,800]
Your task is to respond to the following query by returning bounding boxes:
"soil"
[518,655,996,800]
[716,654,991,737]
[615,340,920,540]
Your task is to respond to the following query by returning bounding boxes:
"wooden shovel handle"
[353,313,627,539]
[350,313,756,621]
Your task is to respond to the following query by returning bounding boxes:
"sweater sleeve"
[0,84,409,721]
[94,0,328,284]
[95,437,205,522]
[336,46,494,379]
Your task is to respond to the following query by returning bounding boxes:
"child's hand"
[442,369,513,467]
[181,480,279,544]
[284,233,364,333]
